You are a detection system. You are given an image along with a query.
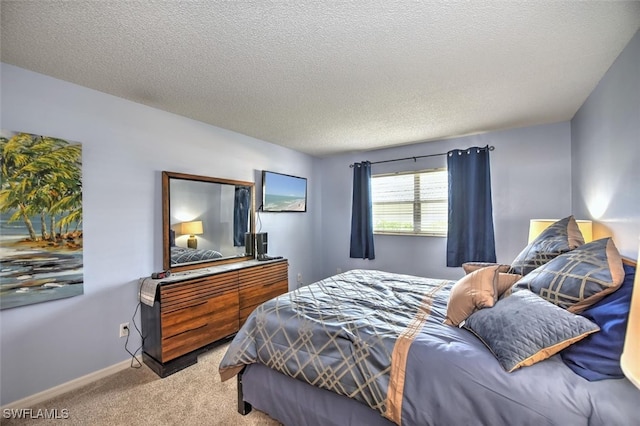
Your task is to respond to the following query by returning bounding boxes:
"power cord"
[124,284,146,369]
[256,204,263,233]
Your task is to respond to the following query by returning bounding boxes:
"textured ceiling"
[1,1,639,157]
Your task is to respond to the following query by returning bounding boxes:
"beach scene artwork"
[263,171,307,212]
[0,130,83,310]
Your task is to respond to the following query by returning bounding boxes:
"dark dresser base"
[142,335,235,378]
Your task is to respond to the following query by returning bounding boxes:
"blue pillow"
[561,262,635,381]
[465,290,599,372]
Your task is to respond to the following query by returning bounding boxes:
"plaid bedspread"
[219,269,640,426]
[219,269,451,424]
[170,246,222,264]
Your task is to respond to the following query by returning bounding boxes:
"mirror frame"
[162,171,255,272]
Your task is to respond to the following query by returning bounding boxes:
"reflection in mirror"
[162,171,255,271]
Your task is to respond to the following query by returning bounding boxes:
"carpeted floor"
[3,343,281,425]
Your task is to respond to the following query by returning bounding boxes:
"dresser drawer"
[238,262,288,326]
[159,274,239,362]
[160,291,239,362]
[160,273,238,312]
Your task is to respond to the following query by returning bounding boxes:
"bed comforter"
[170,246,222,264]
[219,269,639,426]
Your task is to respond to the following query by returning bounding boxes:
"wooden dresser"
[141,259,288,377]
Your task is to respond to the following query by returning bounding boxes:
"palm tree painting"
[0,130,83,309]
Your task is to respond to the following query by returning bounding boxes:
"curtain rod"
[349,145,495,168]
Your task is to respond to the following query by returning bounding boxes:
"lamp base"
[187,236,197,249]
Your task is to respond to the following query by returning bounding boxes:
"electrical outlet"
[336,268,342,274]
[297,273,303,284]
[119,322,129,338]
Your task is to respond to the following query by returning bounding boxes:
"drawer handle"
[163,300,207,315]
[164,322,209,339]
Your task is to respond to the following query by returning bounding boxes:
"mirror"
[162,171,255,271]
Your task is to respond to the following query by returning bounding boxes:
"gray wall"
[0,63,318,405]
[571,30,640,258]
[317,122,573,281]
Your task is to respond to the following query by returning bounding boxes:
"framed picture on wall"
[0,130,84,310]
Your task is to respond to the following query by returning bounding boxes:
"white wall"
[317,121,573,281]
[571,30,640,258]
[0,63,318,405]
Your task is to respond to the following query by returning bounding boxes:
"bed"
[169,246,222,264]
[219,217,640,425]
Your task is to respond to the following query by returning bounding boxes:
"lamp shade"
[528,219,593,244]
[621,241,640,389]
[181,220,203,236]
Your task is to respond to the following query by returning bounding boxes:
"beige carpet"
[3,343,281,425]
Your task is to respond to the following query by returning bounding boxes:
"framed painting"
[0,130,83,309]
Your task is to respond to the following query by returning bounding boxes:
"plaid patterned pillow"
[509,216,585,275]
[514,237,625,313]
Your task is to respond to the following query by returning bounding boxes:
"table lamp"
[528,219,593,244]
[181,220,203,249]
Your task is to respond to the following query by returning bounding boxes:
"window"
[371,168,447,236]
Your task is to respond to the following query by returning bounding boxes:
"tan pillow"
[462,262,511,275]
[444,265,500,326]
[497,272,522,299]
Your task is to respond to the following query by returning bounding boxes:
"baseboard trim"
[1,356,142,410]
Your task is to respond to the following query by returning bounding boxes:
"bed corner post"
[237,368,252,415]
